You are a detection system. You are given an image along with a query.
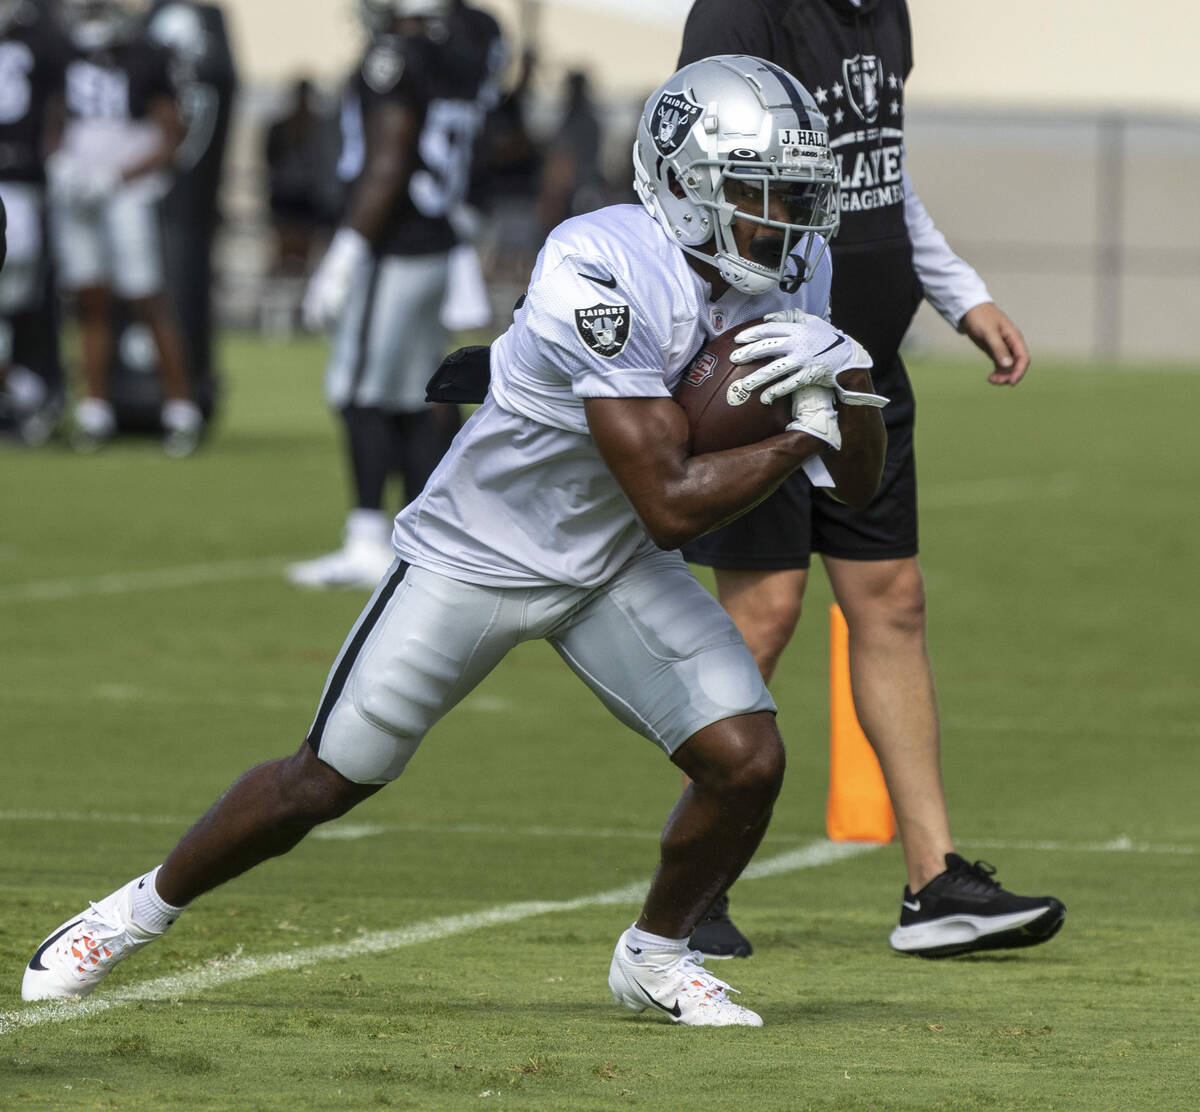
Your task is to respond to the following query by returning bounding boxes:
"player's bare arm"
[818,368,886,506]
[346,100,417,242]
[586,395,826,550]
[119,93,183,182]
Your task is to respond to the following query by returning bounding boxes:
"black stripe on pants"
[306,560,410,753]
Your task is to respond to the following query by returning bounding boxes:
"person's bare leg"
[822,554,953,891]
[641,711,785,939]
[711,567,809,683]
[76,285,115,400]
[129,293,192,402]
[156,742,383,906]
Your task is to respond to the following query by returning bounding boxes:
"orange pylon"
[826,604,895,843]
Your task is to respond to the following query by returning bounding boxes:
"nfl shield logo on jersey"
[575,304,631,358]
[650,90,703,155]
[843,54,884,123]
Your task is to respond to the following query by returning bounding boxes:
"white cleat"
[608,928,763,1027]
[22,878,162,1002]
[285,539,394,590]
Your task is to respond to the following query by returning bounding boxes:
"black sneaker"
[889,853,1065,959]
[688,893,753,959]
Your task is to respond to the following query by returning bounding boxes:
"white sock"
[6,365,46,412]
[74,397,116,437]
[129,865,187,935]
[345,508,392,546]
[162,398,202,433]
[624,923,688,960]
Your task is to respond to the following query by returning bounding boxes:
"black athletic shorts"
[682,350,918,570]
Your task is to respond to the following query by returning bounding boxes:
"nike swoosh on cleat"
[138,878,146,888]
[579,271,618,289]
[28,919,85,972]
[626,945,643,956]
[902,899,921,912]
[633,978,682,1018]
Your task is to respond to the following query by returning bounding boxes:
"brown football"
[673,316,792,454]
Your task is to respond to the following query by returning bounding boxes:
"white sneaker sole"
[889,905,1060,955]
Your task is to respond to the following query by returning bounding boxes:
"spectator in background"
[143,0,239,425]
[677,0,1060,962]
[535,69,606,237]
[475,46,542,283]
[265,77,333,277]
[49,0,201,455]
[0,0,66,445]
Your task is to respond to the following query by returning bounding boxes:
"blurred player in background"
[23,55,890,1028]
[0,0,66,445]
[264,77,335,279]
[289,0,505,590]
[137,0,237,427]
[535,69,606,238]
[678,0,1062,961]
[49,0,201,455]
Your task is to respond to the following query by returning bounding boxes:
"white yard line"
[0,557,293,605]
[968,836,1197,856]
[2,811,1195,856]
[0,839,875,1036]
[0,470,1076,606]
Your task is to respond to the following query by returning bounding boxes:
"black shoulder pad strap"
[425,345,492,404]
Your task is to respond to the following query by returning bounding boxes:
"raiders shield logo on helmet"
[575,304,631,359]
[364,43,405,93]
[650,89,703,156]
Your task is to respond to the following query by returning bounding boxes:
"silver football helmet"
[633,55,839,296]
[359,0,451,33]
[60,0,145,50]
[0,0,28,35]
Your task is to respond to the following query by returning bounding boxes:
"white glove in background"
[46,152,118,209]
[302,227,371,331]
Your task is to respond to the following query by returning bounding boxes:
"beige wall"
[225,0,1200,113]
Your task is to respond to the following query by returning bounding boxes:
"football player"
[288,0,503,590]
[678,0,1062,962]
[49,0,202,454]
[0,0,67,444]
[23,57,885,1027]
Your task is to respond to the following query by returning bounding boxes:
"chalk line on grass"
[0,839,875,1036]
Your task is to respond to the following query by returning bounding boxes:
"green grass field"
[1,336,1197,1110]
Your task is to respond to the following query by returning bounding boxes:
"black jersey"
[0,3,68,184]
[64,34,174,124]
[679,0,921,363]
[342,24,495,258]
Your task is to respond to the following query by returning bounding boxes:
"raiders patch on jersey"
[574,303,630,359]
[363,42,404,93]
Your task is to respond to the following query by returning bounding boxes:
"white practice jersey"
[393,204,831,589]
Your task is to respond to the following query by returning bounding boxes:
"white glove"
[787,384,841,451]
[303,227,371,331]
[729,309,888,408]
[46,153,117,209]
